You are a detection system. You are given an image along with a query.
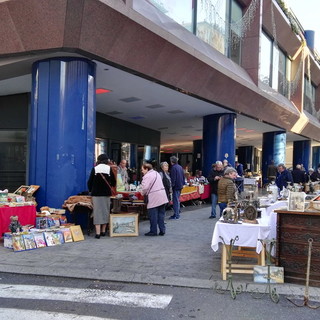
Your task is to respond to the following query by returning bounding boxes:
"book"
[51,216,61,227]
[22,233,37,250]
[51,232,62,245]
[33,232,47,248]
[44,231,57,246]
[36,217,48,229]
[59,215,67,225]
[55,231,65,244]
[60,228,73,243]
[70,225,84,242]
[12,235,26,252]
[3,233,13,249]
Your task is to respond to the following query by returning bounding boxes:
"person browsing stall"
[159,162,172,205]
[141,163,168,236]
[207,161,224,219]
[276,163,293,191]
[217,167,238,217]
[87,154,116,239]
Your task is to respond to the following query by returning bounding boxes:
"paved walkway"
[1,204,320,300]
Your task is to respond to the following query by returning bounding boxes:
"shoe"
[95,234,100,239]
[209,216,216,219]
[169,216,177,220]
[101,232,106,237]
[159,231,165,236]
[145,232,157,236]
[175,216,180,220]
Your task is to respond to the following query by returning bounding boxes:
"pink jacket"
[141,169,168,209]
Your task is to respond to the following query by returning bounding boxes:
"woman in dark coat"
[87,154,116,238]
[159,161,172,204]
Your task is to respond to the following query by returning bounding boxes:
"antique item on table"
[9,215,23,233]
[306,194,320,211]
[267,182,278,203]
[109,213,139,237]
[288,191,306,212]
[222,202,240,223]
[0,189,8,202]
[26,185,40,195]
[243,205,258,223]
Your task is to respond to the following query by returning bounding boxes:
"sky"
[286,0,320,51]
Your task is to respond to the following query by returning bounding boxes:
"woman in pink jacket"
[141,163,168,236]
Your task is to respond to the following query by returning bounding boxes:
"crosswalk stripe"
[0,308,117,320]
[0,284,172,309]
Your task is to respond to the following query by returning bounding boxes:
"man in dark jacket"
[276,164,293,191]
[169,156,185,220]
[207,161,224,219]
[292,164,306,184]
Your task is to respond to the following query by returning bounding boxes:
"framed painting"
[26,185,40,195]
[13,185,30,195]
[288,191,306,212]
[109,213,139,237]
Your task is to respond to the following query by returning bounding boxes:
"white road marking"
[0,308,117,320]
[0,284,172,309]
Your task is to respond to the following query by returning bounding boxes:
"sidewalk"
[1,204,320,300]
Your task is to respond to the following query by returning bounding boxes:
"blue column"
[192,139,202,175]
[130,144,137,169]
[237,146,254,172]
[262,131,286,184]
[293,140,311,170]
[203,113,236,177]
[29,58,96,208]
[312,146,320,169]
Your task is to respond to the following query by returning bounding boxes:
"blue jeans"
[172,189,181,218]
[210,193,218,217]
[148,204,166,234]
[218,202,227,217]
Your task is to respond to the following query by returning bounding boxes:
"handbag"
[144,173,157,205]
[99,173,117,196]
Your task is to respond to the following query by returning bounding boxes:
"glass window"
[197,0,227,55]
[0,130,27,192]
[259,32,272,86]
[229,0,242,64]
[278,49,288,97]
[148,0,193,32]
[304,77,316,118]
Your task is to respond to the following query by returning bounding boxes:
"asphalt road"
[0,272,319,320]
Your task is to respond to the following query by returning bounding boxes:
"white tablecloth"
[211,219,271,253]
[243,178,257,185]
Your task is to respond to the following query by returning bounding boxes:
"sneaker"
[168,216,177,220]
[159,231,165,236]
[209,216,216,219]
[175,216,180,220]
[145,232,157,236]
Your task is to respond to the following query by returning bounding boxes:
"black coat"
[87,164,116,196]
[208,169,224,195]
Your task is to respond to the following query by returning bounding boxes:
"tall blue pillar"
[203,113,236,177]
[312,146,320,169]
[293,140,311,170]
[237,146,254,171]
[262,131,286,184]
[29,58,96,208]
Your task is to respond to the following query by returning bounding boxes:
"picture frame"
[26,185,40,195]
[288,191,306,212]
[13,185,30,195]
[109,213,139,237]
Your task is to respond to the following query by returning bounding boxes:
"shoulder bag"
[144,173,157,205]
[99,173,117,197]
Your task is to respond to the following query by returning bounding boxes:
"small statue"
[9,215,23,233]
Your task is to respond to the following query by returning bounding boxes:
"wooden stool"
[221,245,265,280]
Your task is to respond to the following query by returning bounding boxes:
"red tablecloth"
[117,192,144,200]
[180,186,200,202]
[0,205,37,236]
[200,184,211,200]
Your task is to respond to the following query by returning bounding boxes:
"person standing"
[292,164,306,184]
[169,156,185,220]
[159,161,172,205]
[87,154,116,239]
[276,164,293,190]
[310,164,320,182]
[207,161,224,219]
[117,159,130,191]
[141,163,168,236]
[235,161,244,177]
[217,167,238,216]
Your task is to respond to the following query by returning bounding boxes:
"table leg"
[221,244,227,281]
